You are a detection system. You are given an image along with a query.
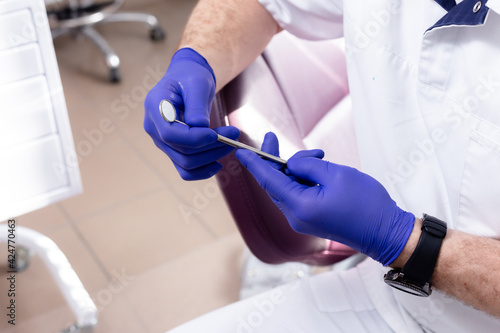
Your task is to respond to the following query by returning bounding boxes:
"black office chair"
[46,0,165,82]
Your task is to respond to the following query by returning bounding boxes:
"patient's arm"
[179,0,281,91]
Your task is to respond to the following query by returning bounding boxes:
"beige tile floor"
[0,0,247,332]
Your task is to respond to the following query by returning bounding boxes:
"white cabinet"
[0,0,82,220]
[0,8,38,51]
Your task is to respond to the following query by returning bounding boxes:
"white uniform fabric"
[168,259,417,333]
[167,0,500,331]
[257,0,500,331]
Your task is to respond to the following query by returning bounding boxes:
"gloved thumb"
[260,132,283,170]
[261,132,280,156]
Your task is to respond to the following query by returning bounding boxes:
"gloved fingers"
[291,149,325,160]
[286,155,338,186]
[144,79,184,121]
[144,82,220,150]
[260,133,325,160]
[214,125,241,141]
[236,149,301,205]
[145,65,214,128]
[144,88,217,149]
[172,160,223,181]
[286,150,326,186]
[143,47,219,181]
[182,76,215,127]
[164,125,240,155]
[155,122,219,149]
[153,138,236,171]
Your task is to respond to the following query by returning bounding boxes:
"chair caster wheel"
[14,246,31,272]
[150,27,166,41]
[110,68,121,83]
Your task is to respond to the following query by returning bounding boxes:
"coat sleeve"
[258,0,344,40]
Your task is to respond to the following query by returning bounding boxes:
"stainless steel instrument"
[159,99,287,165]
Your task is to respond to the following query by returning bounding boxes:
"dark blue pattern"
[428,0,489,31]
[435,0,457,11]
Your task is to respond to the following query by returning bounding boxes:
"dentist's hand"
[235,133,415,266]
[144,48,240,180]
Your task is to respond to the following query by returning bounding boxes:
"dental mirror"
[159,99,178,123]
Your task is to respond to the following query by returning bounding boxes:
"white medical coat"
[258,0,500,331]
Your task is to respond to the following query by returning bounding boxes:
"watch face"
[384,270,432,297]
[385,280,431,297]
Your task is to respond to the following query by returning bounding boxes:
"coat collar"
[428,0,489,31]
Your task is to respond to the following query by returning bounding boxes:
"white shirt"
[258,0,500,331]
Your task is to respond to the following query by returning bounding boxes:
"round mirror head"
[159,100,177,122]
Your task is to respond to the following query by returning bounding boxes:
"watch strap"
[401,214,447,286]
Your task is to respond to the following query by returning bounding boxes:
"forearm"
[179,0,281,91]
[392,218,500,317]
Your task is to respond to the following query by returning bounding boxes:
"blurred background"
[0,0,246,332]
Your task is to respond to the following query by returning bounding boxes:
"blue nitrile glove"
[235,132,415,266]
[144,48,240,180]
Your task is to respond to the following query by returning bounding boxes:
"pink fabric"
[263,33,349,138]
[211,32,358,265]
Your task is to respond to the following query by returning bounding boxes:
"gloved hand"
[235,132,415,266]
[144,48,240,180]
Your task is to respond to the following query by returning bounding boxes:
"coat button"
[473,1,482,13]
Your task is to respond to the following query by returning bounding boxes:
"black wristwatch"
[384,214,447,297]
